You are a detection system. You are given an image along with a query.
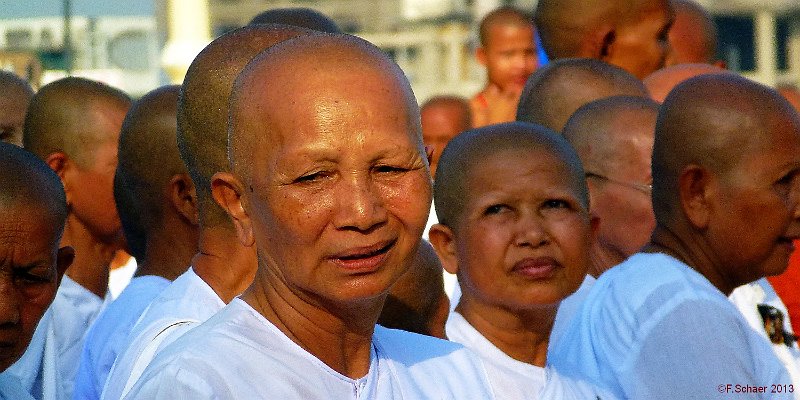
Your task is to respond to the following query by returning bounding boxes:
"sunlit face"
[587,116,656,268]
[708,118,800,289]
[0,86,30,147]
[479,24,539,91]
[242,68,432,308]
[421,104,468,177]
[452,148,591,311]
[607,0,674,79]
[0,205,65,371]
[66,102,128,244]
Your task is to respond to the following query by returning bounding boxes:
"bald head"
[421,95,471,176]
[644,63,729,103]
[23,77,130,166]
[0,142,67,227]
[378,240,448,338]
[0,71,34,147]
[178,24,317,227]
[665,0,718,66]
[479,6,534,47]
[249,7,341,33]
[114,85,184,260]
[516,58,649,132]
[229,33,422,183]
[652,74,799,224]
[434,121,587,228]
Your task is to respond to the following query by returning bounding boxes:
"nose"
[333,173,388,232]
[514,212,549,248]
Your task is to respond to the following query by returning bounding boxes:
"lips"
[511,256,561,279]
[328,239,396,272]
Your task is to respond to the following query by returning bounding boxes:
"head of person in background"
[249,7,341,33]
[420,95,471,177]
[535,0,674,79]
[428,122,594,397]
[563,96,659,277]
[0,142,73,372]
[378,240,449,339]
[115,85,199,282]
[470,6,538,128]
[516,58,649,132]
[665,0,724,68]
[0,71,34,147]
[643,63,730,103]
[23,77,131,298]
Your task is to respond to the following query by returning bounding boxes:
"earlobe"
[45,152,71,205]
[428,224,459,275]
[169,173,199,226]
[211,172,255,247]
[475,47,488,67]
[679,165,712,229]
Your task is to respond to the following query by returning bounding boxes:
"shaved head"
[778,86,800,111]
[229,33,422,183]
[178,24,317,227]
[249,7,341,33]
[23,77,130,166]
[0,71,34,147]
[378,240,448,338]
[644,63,729,102]
[434,121,587,228]
[535,0,621,59]
[652,74,799,224]
[564,96,659,271]
[0,142,67,226]
[114,85,182,260]
[516,58,648,132]
[421,95,471,176]
[665,0,718,66]
[479,6,534,47]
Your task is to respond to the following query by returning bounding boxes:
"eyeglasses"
[585,172,652,194]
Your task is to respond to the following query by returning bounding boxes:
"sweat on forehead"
[433,122,588,227]
[228,33,420,181]
[0,142,67,229]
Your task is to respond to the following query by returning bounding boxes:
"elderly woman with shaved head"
[124,33,494,398]
[544,74,800,399]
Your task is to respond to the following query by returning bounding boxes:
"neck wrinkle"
[190,225,257,303]
[456,295,557,367]
[242,265,379,379]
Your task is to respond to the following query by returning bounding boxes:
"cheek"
[380,173,432,229]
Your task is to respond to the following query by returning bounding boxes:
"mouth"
[511,256,561,279]
[329,239,396,272]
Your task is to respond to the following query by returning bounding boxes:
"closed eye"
[293,171,333,184]
[484,204,508,215]
[374,165,410,174]
[543,199,570,209]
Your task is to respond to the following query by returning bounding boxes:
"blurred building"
[0,0,797,99]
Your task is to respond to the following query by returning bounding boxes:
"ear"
[45,152,71,205]
[211,172,254,247]
[55,246,75,288]
[168,173,199,226]
[428,224,459,275]
[588,214,601,243]
[475,46,488,67]
[678,165,712,229]
[579,26,616,59]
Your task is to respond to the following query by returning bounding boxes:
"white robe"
[72,275,170,400]
[6,275,104,400]
[101,268,224,400]
[125,298,495,399]
[543,253,793,399]
[446,311,545,399]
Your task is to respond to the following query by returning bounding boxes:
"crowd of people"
[1,0,800,399]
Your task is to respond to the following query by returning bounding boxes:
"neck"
[644,224,735,295]
[135,227,198,281]
[190,225,257,303]
[61,214,116,298]
[587,241,625,278]
[456,296,556,367]
[243,266,380,379]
